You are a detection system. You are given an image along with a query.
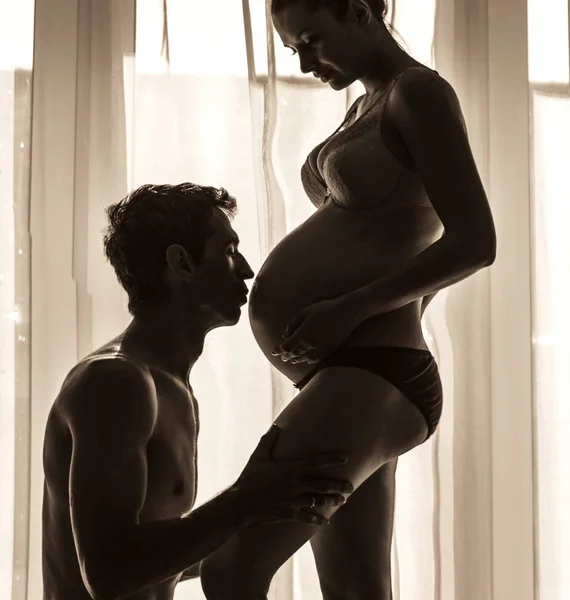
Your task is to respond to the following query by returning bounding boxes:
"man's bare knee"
[200,552,271,600]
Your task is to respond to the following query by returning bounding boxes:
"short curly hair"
[270,0,389,21]
[103,183,237,315]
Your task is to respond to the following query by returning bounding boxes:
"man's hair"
[271,0,389,21]
[103,183,237,315]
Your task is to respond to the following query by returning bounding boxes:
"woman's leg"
[310,459,398,600]
[200,366,428,600]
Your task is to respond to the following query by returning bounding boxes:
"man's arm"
[66,359,246,600]
[67,359,351,600]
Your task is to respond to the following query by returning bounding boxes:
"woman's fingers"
[281,343,323,363]
[290,352,321,365]
[283,342,314,356]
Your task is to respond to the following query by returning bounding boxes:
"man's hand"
[231,425,353,527]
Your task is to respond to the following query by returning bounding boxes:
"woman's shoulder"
[389,67,460,114]
[385,66,466,136]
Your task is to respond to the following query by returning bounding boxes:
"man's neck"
[120,310,208,382]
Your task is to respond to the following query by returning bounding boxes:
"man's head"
[271,0,397,90]
[103,183,254,327]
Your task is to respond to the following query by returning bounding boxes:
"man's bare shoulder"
[54,352,158,432]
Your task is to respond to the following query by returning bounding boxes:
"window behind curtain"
[0,0,34,598]
[528,0,570,597]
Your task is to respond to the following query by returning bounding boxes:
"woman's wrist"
[340,282,391,327]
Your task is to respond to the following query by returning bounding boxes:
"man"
[41,183,353,600]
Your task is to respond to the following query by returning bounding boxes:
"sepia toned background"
[1,0,568,598]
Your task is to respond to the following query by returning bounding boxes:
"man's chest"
[140,383,200,521]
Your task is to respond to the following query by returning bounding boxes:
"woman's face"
[272,2,373,90]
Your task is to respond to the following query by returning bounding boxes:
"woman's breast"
[248,201,443,382]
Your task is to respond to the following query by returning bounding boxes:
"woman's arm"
[342,69,496,322]
[345,232,493,322]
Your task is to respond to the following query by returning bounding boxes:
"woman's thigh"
[310,459,398,600]
[272,366,427,490]
[201,367,428,596]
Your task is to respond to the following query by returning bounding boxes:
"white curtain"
[1,0,567,598]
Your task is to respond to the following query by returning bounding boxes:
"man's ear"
[165,244,195,282]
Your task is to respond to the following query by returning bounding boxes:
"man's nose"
[240,257,255,280]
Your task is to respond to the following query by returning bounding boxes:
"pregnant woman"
[202,0,496,598]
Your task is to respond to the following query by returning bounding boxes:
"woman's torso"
[248,67,444,384]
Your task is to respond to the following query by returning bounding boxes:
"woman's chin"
[327,76,346,91]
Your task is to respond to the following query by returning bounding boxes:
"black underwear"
[293,346,443,441]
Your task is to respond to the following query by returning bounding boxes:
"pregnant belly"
[248,202,443,384]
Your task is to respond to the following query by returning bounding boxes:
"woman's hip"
[273,364,433,492]
[293,345,443,442]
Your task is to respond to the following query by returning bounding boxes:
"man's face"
[191,209,255,326]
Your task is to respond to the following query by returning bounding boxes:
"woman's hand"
[272,297,358,365]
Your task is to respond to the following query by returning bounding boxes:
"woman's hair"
[103,182,237,316]
[271,0,389,22]
[271,0,403,49]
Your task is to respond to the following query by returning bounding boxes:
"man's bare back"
[43,338,201,600]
